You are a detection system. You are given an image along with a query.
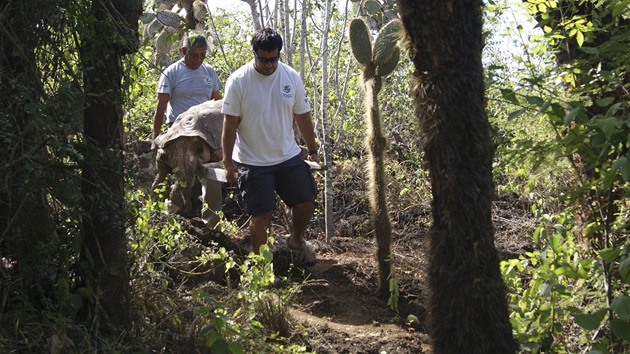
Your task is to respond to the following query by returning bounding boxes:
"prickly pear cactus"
[349,17,402,81]
[349,18,372,66]
[363,63,376,81]
[372,19,402,66]
[348,15,405,299]
[376,46,400,78]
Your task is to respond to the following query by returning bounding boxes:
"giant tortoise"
[152,99,223,226]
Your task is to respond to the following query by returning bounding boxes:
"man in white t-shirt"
[151,34,222,151]
[221,28,319,266]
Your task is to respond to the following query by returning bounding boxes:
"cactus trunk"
[397,0,517,352]
[364,76,393,299]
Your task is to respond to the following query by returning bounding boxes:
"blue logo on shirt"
[282,85,292,98]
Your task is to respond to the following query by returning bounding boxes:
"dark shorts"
[236,154,318,216]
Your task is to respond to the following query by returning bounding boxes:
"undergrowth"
[501,198,630,353]
[127,194,310,353]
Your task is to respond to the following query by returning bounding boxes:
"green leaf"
[613,1,630,17]
[619,257,630,283]
[533,224,543,243]
[576,30,584,47]
[211,338,229,354]
[611,295,630,320]
[599,247,621,263]
[553,224,567,237]
[551,103,566,119]
[596,97,615,107]
[554,264,577,278]
[500,89,519,104]
[525,95,544,106]
[580,47,599,55]
[607,102,623,116]
[205,333,221,347]
[610,319,630,341]
[507,108,526,121]
[77,287,94,301]
[573,313,602,330]
[612,156,629,171]
[228,344,245,354]
[613,157,630,182]
[539,282,552,297]
[550,233,562,255]
[521,343,541,350]
[563,107,581,126]
[538,100,551,115]
[596,117,623,134]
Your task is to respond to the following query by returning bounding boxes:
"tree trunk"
[282,0,292,65]
[319,0,334,242]
[397,0,516,352]
[243,0,263,31]
[0,1,54,299]
[80,0,139,326]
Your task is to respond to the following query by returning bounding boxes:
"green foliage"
[124,49,158,140]
[387,257,400,320]
[192,242,306,353]
[502,205,630,352]
[125,192,307,353]
[485,0,630,351]
[502,210,593,352]
[127,189,186,274]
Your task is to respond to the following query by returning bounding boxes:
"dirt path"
[280,239,431,353]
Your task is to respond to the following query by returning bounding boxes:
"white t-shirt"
[222,61,311,166]
[157,59,222,124]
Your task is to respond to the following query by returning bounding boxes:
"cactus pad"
[372,19,402,65]
[349,18,372,66]
[376,45,400,77]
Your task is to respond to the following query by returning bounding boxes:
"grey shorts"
[236,154,318,216]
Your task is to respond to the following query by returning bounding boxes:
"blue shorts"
[236,154,318,216]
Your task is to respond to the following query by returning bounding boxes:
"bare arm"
[222,114,240,183]
[294,111,320,163]
[151,93,170,151]
[211,90,222,101]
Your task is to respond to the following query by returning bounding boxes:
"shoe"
[288,238,317,267]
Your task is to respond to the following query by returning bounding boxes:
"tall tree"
[0,0,56,298]
[396,0,516,352]
[80,0,140,325]
[319,0,335,241]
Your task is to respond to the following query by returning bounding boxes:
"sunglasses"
[255,53,280,64]
[187,52,206,60]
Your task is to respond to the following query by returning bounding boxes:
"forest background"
[1,0,630,353]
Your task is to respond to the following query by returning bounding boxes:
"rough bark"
[0,0,55,299]
[80,0,140,326]
[397,0,517,352]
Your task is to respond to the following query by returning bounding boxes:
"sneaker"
[288,238,317,267]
